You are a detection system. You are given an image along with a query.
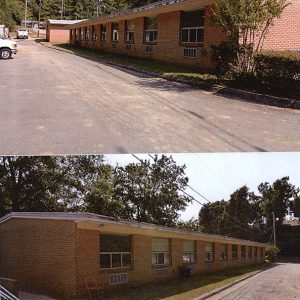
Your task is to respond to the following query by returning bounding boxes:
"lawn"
[39,41,219,85]
[99,263,269,300]
[40,41,299,101]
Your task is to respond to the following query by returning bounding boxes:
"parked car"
[16,28,29,39]
[0,36,18,59]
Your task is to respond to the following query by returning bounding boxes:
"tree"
[0,0,24,29]
[85,155,191,226]
[199,200,227,235]
[0,155,105,217]
[212,0,289,75]
[258,177,298,228]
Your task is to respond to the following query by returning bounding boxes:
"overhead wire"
[147,153,268,234]
[131,154,268,239]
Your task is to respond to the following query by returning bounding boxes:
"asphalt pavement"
[207,263,300,300]
[1,39,300,155]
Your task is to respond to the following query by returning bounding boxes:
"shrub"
[266,244,280,263]
[254,51,300,99]
[210,42,238,78]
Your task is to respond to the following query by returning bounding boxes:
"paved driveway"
[207,263,300,300]
[1,39,300,155]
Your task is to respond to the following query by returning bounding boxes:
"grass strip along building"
[0,212,266,298]
[65,0,300,69]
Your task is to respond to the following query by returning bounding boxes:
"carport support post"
[272,212,277,247]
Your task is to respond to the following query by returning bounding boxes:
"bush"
[266,244,280,263]
[254,51,300,99]
[210,42,238,78]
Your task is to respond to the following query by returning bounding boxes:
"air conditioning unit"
[109,273,128,285]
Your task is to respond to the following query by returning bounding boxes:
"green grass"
[39,41,299,101]
[94,263,269,300]
[39,41,218,85]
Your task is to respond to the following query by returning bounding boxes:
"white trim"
[0,213,266,247]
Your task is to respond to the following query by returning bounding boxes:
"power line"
[132,154,264,237]
[146,153,264,233]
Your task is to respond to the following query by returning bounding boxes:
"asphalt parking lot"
[1,39,300,155]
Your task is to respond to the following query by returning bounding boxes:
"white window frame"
[144,30,158,42]
[181,26,204,44]
[152,252,170,266]
[100,252,131,270]
[126,31,135,43]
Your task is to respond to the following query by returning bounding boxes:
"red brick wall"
[262,0,300,51]
[0,219,77,297]
[47,24,71,43]
[71,6,227,68]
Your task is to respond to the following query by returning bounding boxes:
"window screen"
[152,238,169,252]
[181,10,205,28]
[100,235,131,252]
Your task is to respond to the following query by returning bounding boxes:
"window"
[79,28,83,41]
[144,17,158,43]
[184,48,197,58]
[100,24,106,41]
[112,22,119,42]
[84,26,89,41]
[260,247,264,257]
[100,234,131,269]
[125,20,135,43]
[254,247,258,258]
[232,245,238,260]
[241,245,246,260]
[183,240,196,263]
[248,246,253,259]
[152,238,170,266]
[181,10,204,44]
[220,244,228,261]
[205,242,214,263]
[75,28,79,40]
[92,25,97,42]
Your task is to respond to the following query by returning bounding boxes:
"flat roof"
[0,212,266,247]
[47,19,87,25]
[67,0,212,28]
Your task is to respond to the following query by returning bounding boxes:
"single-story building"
[66,0,300,68]
[46,19,86,43]
[0,212,266,298]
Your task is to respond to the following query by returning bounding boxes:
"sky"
[105,152,300,221]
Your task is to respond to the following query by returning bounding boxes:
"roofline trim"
[0,212,267,247]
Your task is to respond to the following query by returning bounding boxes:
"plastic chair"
[85,276,104,300]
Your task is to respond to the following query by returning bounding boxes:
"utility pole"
[272,212,277,246]
[25,0,28,28]
[61,0,64,19]
[37,0,42,38]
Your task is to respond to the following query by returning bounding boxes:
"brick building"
[66,0,300,68]
[0,212,266,298]
[46,19,86,43]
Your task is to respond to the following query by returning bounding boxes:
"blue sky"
[105,152,300,221]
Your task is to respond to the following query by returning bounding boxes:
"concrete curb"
[195,266,271,300]
[40,42,300,110]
